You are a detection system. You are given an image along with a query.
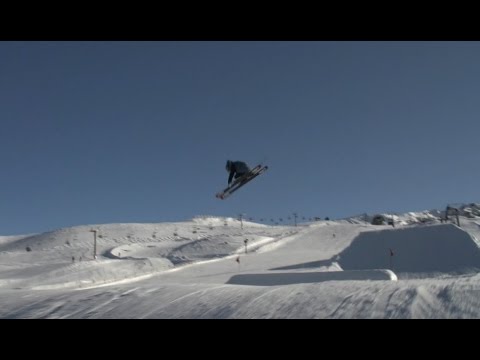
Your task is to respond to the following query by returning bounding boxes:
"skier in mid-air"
[216,160,268,199]
[225,160,250,185]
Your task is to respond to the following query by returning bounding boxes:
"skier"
[226,160,250,186]
[216,161,268,199]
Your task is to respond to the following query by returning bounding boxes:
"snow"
[338,224,480,273]
[1,211,480,318]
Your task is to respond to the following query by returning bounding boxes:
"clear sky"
[1,41,479,234]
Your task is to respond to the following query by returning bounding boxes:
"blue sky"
[1,41,479,234]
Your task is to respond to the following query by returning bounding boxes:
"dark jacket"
[227,161,250,185]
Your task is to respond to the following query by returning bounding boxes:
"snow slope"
[0,212,480,318]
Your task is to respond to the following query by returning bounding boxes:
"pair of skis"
[216,164,268,200]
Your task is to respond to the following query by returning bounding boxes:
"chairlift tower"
[90,229,98,259]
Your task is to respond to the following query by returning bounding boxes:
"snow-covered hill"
[1,206,480,318]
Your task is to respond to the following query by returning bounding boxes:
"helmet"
[225,160,232,171]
